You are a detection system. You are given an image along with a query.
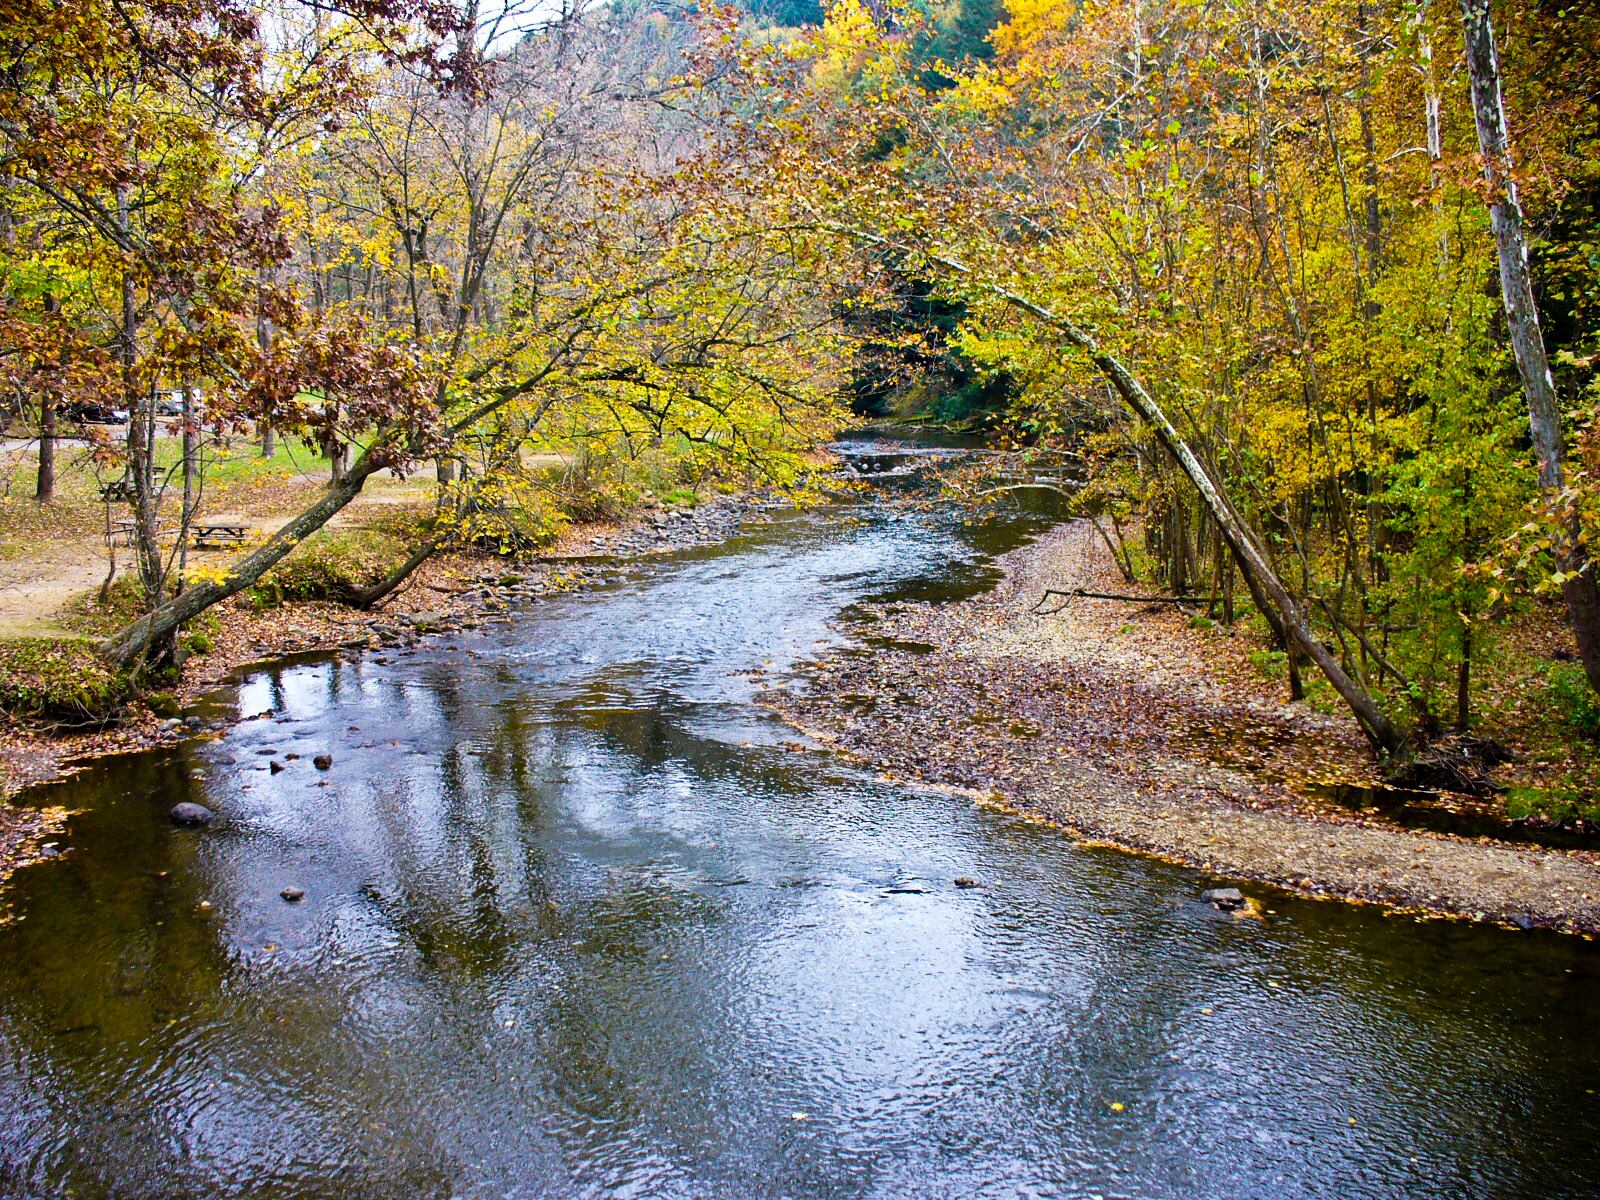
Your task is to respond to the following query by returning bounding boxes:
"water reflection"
[1,459,1598,1198]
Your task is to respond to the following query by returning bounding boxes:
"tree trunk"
[257,269,275,458]
[35,293,57,502]
[354,532,443,609]
[102,452,381,666]
[1459,0,1600,691]
[35,393,55,502]
[178,382,198,588]
[940,261,1404,751]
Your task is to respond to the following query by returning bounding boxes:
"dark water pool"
[2,442,1599,1199]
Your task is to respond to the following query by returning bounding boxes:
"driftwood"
[1033,587,1213,615]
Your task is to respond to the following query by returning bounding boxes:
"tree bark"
[257,268,275,458]
[1459,0,1600,691]
[178,382,197,588]
[35,293,57,502]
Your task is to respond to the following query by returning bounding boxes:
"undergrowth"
[0,638,131,723]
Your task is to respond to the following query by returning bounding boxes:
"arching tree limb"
[820,223,1405,752]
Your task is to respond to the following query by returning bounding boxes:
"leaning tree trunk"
[354,531,443,610]
[899,245,1406,752]
[102,451,383,666]
[1460,0,1600,692]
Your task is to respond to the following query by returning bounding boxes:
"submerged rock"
[169,802,214,827]
[312,754,333,771]
[1201,887,1246,910]
[953,876,983,889]
[280,886,306,903]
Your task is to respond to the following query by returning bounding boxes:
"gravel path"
[772,521,1600,933]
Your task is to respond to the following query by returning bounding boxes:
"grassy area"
[0,433,334,533]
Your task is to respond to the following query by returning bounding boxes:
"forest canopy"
[2,0,1599,762]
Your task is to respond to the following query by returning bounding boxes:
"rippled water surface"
[3,439,1600,1199]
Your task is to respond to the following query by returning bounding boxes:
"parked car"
[63,400,128,424]
[156,390,203,419]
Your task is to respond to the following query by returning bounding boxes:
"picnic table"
[106,520,178,547]
[99,478,135,502]
[191,516,247,550]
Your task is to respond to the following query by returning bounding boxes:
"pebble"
[169,802,214,826]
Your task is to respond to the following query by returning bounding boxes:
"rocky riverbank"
[767,520,1600,935]
[0,490,776,808]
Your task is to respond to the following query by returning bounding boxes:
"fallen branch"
[1033,586,1214,614]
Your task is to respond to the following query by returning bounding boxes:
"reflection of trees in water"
[0,753,457,1197]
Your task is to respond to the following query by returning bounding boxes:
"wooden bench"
[99,478,135,502]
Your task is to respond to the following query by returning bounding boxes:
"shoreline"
[766,520,1600,935]
[10,489,1600,935]
[0,490,774,807]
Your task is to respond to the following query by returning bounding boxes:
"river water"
[2,438,1599,1199]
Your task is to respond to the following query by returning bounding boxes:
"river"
[1,436,1598,1198]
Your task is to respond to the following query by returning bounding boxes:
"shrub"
[1249,648,1288,679]
[459,491,569,553]
[1506,785,1600,826]
[0,638,131,722]
[1547,663,1600,741]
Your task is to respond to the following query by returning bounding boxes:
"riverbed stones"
[312,754,333,771]
[280,886,305,902]
[1201,887,1247,910]
[169,802,214,826]
[954,876,982,889]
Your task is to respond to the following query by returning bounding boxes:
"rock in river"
[1201,887,1246,911]
[169,802,214,827]
[312,754,333,771]
[280,886,306,903]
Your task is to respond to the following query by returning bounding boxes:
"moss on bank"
[0,638,131,723]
